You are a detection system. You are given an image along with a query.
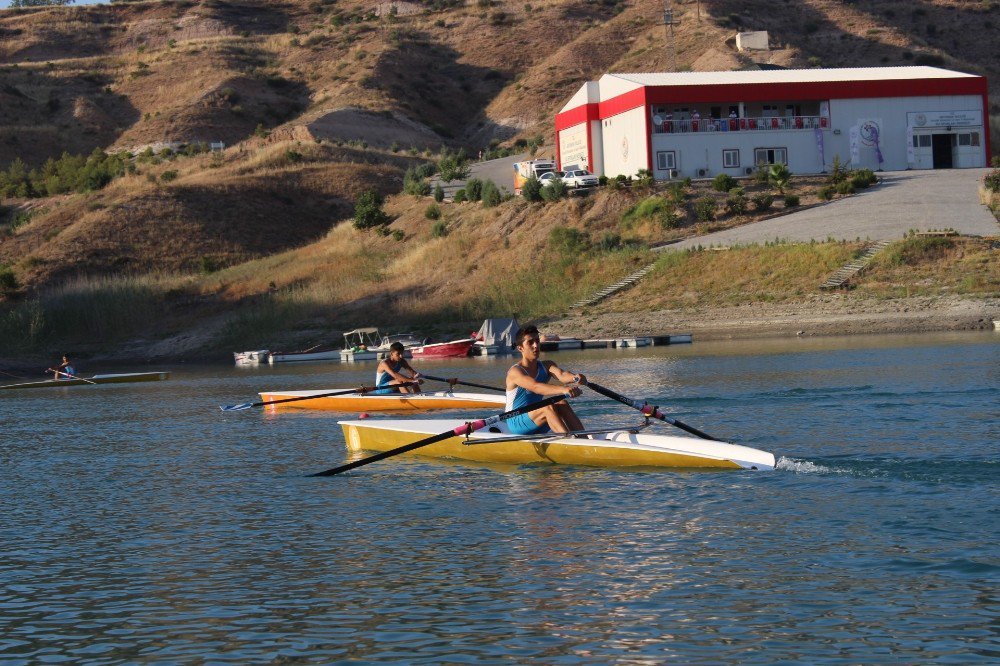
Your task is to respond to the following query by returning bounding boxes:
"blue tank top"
[505,362,549,411]
[376,360,403,387]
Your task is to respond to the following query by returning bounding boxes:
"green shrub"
[431,221,448,238]
[635,168,654,189]
[835,180,856,195]
[424,203,441,220]
[597,233,621,252]
[984,169,1000,193]
[0,267,18,295]
[853,168,877,187]
[465,178,484,202]
[622,196,673,226]
[433,184,444,202]
[540,179,566,201]
[829,155,847,184]
[353,189,391,229]
[598,175,609,186]
[694,196,717,221]
[403,166,431,196]
[481,180,501,207]
[768,163,791,194]
[392,229,405,241]
[754,162,770,185]
[549,227,590,256]
[783,194,800,208]
[751,193,774,212]
[725,194,748,215]
[200,256,221,274]
[453,189,467,203]
[160,170,178,182]
[521,176,542,202]
[712,173,737,192]
[817,186,835,201]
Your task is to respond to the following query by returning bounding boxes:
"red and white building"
[555,67,990,180]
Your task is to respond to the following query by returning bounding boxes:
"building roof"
[607,66,977,88]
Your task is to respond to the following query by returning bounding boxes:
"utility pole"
[663,0,680,72]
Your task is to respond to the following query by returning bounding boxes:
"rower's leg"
[527,404,571,434]
[555,402,584,432]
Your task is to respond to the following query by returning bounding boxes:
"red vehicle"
[410,338,476,358]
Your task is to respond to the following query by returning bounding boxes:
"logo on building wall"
[913,113,927,127]
[621,137,629,161]
[859,120,881,147]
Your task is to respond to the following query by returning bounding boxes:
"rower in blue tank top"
[504,325,586,435]
[372,342,422,395]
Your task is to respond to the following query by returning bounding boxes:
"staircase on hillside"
[820,239,892,289]
[570,263,657,309]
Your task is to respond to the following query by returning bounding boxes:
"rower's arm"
[509,367,578,397]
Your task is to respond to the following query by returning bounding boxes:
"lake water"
[1,332,997,664]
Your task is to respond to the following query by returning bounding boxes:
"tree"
[353,190,391,229]
[768,164,791,195]
[437,149,470,182]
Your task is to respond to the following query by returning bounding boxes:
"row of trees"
[0,150,132,199]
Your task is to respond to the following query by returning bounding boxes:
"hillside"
[0,0,998,359]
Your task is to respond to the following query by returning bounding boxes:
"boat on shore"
[234,350,269,365]
[0,371,171,390]
[268,345,340,364]
[339,418,776,470]
[258,389,505,412]
[411,338,476,359]
[340,329,420,362]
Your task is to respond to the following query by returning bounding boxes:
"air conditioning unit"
[745,166,754,175]
[667,169,678,179]
[697,168,709,178]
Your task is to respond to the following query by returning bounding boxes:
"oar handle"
[585,382,720,442]
[421,374,504,393]
[310,394,566,477]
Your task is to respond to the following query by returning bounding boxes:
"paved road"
[662,169,998,251]
[430,152,530,196]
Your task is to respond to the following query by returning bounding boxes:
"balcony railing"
[652,115,829,134]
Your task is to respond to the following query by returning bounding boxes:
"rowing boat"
[258,389,505,412]
[339,418,776,470]
[0,371,171,390]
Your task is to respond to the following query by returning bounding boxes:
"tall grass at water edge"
[0,275,181,355]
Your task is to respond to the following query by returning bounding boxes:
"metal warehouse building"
[555,66,990,180]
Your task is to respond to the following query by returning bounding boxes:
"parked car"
[561,169,600,189]
[538,171,563,186]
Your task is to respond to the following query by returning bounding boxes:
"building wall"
[651,130,823,179]
[599,106,648,178]
[827,95,986,170]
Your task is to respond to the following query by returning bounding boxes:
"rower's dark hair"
[389,341,405,354]
[514,325,539,348]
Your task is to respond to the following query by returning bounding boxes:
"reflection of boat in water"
[258,389,505,412]
[411,338,476,359]
[0,372,171,390]
[339,418,776,470]
[234,350,269,365]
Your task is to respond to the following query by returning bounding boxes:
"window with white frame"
[754,147,787,165]
[958,133,972,146]
[722,149,740,168]
[913,134,932,148]
[656,150,676,170]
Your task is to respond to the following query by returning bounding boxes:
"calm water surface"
[1,332,998,664]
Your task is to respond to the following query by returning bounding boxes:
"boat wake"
[775,457,837,474]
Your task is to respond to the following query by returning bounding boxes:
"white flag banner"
[849,125,860,166]
[906,125,915,165]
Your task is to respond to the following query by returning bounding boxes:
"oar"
[585,381,721,442]
[420,374,504,393]
[48,369,98,385]
[310,394,566,477]
[219,382,418,412]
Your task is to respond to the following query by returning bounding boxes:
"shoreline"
[1,296,997,372]
[543,295,1000,342]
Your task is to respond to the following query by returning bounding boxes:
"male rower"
[373,342,423,394]
[505,325,586,435]
[48,354,77,380]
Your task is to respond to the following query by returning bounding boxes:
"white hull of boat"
[268,350,341,363]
